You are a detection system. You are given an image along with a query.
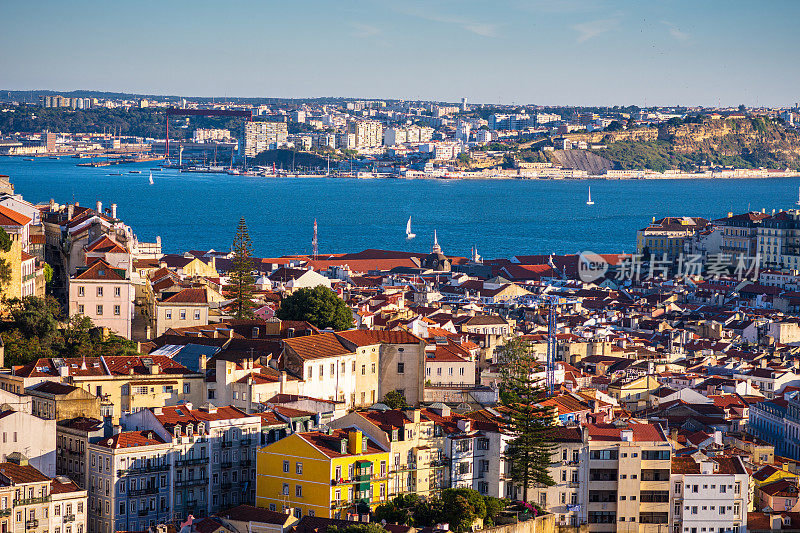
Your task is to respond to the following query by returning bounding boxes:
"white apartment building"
[347,121,383,149]
[86,431,172,533]
[0,409,57,477]
[671,455,748,533]
[244,122,288,157]
[123,404,262,518]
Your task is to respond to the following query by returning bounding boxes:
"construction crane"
[546,298,558,395]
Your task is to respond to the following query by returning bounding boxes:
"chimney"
[348,430,363,455]
[405,409,421,424]
[111,203,117,219]
[280,371,288,394]
[621,429,633,442]
[96,201,102,214]
[713,430,723,446]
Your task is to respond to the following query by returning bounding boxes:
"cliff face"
[565,128,659,144]
[659,117,800,158]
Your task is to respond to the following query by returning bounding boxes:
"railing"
[568,481,580,488]
[15,495,51,506]
[26,519,39,529]
[118,464,170,476]
[176,457,209,467]
[129,486,159,496]
[175,478,207,488]
[0,508,11,517]
[331,499,354,509]
[63,514,75,523]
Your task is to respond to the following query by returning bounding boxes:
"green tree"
[374,494,420,525]
[43,263,54,284]
[224,217,256,319]
[381,390,410,410]
[498,337,556,502]
[276,285,353,330]
[483,496,507,526]
[327,524,388,533]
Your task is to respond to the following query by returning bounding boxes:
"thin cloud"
[350,22,381,38]
[572,17,618,43]
[514,0,604,14]
[661,21,690,43]
[386,4,498,37]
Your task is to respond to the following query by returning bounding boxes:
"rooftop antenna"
[312,219,318,259]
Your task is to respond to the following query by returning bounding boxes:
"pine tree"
[499,337,556,502]
[224,217,255,319]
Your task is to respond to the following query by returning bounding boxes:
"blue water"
[1,157,797,259]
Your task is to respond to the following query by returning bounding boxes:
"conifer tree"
[224,217,255,319]
[499,337,556,502]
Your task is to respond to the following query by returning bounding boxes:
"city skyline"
[1,0,798,107]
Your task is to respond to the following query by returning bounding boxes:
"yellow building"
[256,428,389,519]
[607,375,661,412]
[4,355,205,422]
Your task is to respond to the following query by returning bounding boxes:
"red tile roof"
[94,431,166,449]
[0,205,31,226]
[163,287,208,304]
[73,260,126,281]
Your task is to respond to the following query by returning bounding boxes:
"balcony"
[221,441,233,448]
[175,478,207,488]
[568,481,580,488]
[118,464,170,476]
[176,457,209,467]
[0,508,11,517]
[26,520,39,529]
[63,514,75,523]
[15,495,51,506]
[129,486,159,496]
[331,499,354,509]
[240,438,252,446]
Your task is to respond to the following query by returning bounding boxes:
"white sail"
[406,216,416,240]
[586,186,594,205]
[149,171,154,185]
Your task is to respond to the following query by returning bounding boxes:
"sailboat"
[148,171,154,185]
[406,217,416,240]
[586,186,595,206]
[796,186,800,206]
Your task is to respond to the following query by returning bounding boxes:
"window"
[371,363,376,373]
[295,485,303,497]
[590,450,618,460]
[97,287,103,297]
[114,305,121,316]
[361,365,366,375]
[296,462,303,475]
[282,483,289,495]
[114,287,121,297]
[78,304,84,314]
[78,286,85,297]
[283,460,290,473]
[397,362,405,374]
[96,305,103,316]
[165,310,172,319]
[183,384,190,394]
[194,310,201,320]
[180,310,186,320]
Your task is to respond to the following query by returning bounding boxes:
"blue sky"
[1,0,797,107]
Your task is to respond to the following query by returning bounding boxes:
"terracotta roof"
[298,428,384,458]
[73,259,126,281]
[50,477,83,494]
[0,462,50,483]
[335,329,421,346]
[586,422,666,442]
[216,504,292,525]
[162,287,208,304]
[154,405,253,430]
[85,235,127,254]
[283,333,352,360]
[671,456,701,474]
[94,431,167,449]
[0,205,31,226]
